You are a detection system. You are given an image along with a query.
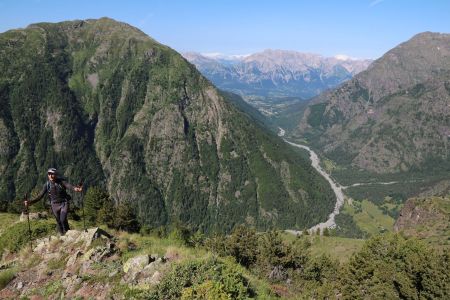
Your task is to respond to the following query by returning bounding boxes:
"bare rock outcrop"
[0,227,174,299]
[394,197,449,241]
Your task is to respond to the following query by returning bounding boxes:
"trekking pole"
[79,180,87,232]
[24,193,33,251]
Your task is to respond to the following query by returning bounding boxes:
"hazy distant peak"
[244,49,324,63]
[334,54,355,61]
[184,49,372,99]
[201,52,250,60]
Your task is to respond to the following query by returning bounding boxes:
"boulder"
[19,211,48,222]
[64,227,113,248]
[122,254,168,286]
[123,254,152,274]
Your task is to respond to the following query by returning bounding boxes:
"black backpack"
[46,180,72,203]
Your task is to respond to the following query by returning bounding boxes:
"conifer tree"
[84,187,110,226]
[114,201,140,232]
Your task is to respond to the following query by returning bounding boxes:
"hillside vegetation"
[0,18,335,232]
[0,212,449,299]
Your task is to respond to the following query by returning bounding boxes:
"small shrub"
[181,280,231,300]
[114,201,140,233]
[147,258,253,300]
[41,280,64,297]
[0,268,16,289]
[84,187,111,226]
[167,224,192,245]
[204,234,227,256]
[47,257,67,271]
[225,225,259,268]
[303,255,339,283]
[187,231,205,248]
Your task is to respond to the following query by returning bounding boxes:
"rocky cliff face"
[183,50,372,99]
[0,18,335,231]
[394,197,450,246]
[296,32,450,174]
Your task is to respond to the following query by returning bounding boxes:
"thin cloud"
[369,0,385,7]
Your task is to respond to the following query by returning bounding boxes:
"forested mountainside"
[296,32,450,174]
[0,18,335,232]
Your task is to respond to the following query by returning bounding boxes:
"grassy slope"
[343,200,396,235]
[307,236,364,263]
[0,213,18,235]
[0,213,277,299]
[281,232,364,263]
[2,212,448,298]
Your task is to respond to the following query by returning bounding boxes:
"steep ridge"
[0,18,335,232]
[296,32,450,174]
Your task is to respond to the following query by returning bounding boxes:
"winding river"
[279,129,345,234]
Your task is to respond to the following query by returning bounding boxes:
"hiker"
[24,168,82,235]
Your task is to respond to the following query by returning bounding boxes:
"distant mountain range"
[183,50,372,100]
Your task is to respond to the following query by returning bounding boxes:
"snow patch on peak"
[201,52,250,60]
[334,54,354,61]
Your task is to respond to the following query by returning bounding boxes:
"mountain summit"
[0,18,335,231]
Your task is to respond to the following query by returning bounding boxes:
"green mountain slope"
[295,32,450,175]
[0,18,335,232]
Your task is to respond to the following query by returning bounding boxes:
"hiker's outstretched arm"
[62,181,82,192]
[26,184,46,206]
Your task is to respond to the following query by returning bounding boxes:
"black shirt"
[31,179,75,204]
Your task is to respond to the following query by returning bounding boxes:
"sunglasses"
[48,173,56,175]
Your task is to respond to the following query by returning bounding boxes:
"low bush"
[146,258,254,300]
[0,268,16,290]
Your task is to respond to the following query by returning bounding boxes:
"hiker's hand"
[74,186,82,192]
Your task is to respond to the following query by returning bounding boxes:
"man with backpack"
[24,168,82,235]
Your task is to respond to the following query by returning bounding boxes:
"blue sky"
[0,0,449,59]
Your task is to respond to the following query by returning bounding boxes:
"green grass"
[108,231,278,299]
[113,231,211,263]
[281,232,364,263]
[343,200,396,235]
[0,213,19,235]
[0,217,55,256]
[307,236,365,263]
